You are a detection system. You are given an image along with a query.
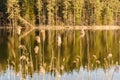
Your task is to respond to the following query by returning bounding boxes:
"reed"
[1,26,119,80]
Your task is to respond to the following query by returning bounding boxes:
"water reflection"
[0,30,120,80]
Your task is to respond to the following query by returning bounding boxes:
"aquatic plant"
[18,45,27,50]
[107,53,112,59]
[80,29,85,38]
[35,36,41,43]
[34,46,39,54]
[16,26,22,35]
[57,35,62,47]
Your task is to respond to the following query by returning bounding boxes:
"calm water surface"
[0,30,120,80]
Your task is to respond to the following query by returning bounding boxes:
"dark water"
[0,30,120,80]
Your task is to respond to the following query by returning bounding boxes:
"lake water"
[0,29,120,80]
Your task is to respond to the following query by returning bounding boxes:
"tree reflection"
[0,30,120,77]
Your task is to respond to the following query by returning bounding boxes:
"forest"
[0,0,120,27]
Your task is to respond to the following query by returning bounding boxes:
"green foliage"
[36,0,42,12]
[7,0,20,26]
[102,6,114,25]
[73,0,84,25]
[4,0,120,26]
[21,0,35,25]
[90,0,102,25]
[62,0,71,25]
[36,0,43,25]
[47,0,56,25]
[7,0,20,19]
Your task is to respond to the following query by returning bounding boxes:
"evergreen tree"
[21,0,35,26]
[47,0,56,25]
[36,0,43,25]
[102,6,114,25]
[118,1,120,25]
[7,0,20,26]
[73,0,84,25]
[62,0,71,25]
[83,0,91,25]
[89,0,102,25]
[108,0,120,25]
[2,0,120,26]
[101,0,114,25]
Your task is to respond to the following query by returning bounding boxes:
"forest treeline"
[0,0,120,26]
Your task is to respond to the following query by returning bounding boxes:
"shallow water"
[0,66,120,80]
[0,30,120,80]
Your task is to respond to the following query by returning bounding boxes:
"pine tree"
[36,0,43,25]
[108,0,120,25]
[89,0,102,25]
[21,0,35,26]
[101,0,114,25]
[47,0,56,25]
[5,0,120,26]
[7,0,20,26]
[117,1,120,25]
[73,0,84,25]
[62,0,71,25]
[102,6,114,25]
